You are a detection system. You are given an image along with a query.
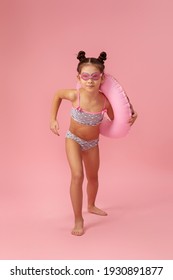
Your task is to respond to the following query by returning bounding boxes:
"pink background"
[0,0,173,259]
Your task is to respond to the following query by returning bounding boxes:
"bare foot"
[71,219,84,236]
[88,206,108,216]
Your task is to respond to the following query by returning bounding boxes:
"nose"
[87,77,93,82]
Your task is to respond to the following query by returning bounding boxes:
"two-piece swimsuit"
[66,90,107,151]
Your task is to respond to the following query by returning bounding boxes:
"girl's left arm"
[106,100,114,120]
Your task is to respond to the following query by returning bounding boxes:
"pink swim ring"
[100,73,132,138]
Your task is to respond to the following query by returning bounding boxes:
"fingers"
[52,128,60,135]
[51,127,60,135]
[128,112,138,126]
[50,121,60,135]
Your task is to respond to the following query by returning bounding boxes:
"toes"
[71,230,84,236]
[71,227,84,236]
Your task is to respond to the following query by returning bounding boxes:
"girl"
[50,51,137,236]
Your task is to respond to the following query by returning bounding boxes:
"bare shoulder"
[55,88,77,102]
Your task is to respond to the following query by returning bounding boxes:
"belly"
[69,118,100,140]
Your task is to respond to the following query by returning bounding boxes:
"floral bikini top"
[71,91,107,126]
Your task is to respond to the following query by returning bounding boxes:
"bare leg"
[65,138,84,236]
[83,146,107,216]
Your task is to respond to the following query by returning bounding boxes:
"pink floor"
[1,142,173,260]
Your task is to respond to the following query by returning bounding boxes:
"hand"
[50,120,60,135]
[128,112,138,126]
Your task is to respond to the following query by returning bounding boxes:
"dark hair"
[77,51,107,73]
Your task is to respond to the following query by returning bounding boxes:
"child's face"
[78,64,104,91]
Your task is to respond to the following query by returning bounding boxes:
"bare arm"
[50,89,76,135]
[105,99,114,120]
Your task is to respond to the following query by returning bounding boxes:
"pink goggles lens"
[80,72,102,81]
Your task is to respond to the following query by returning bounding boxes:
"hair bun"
[77,51,86,62]
[98,51,107,64]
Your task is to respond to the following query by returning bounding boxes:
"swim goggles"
[80,72,102,81]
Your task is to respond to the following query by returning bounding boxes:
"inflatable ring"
[100,73,132,138]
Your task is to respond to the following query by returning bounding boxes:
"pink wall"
[0,0,173,259]
[1,0,173,169]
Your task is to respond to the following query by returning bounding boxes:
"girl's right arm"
[50,89,76,135]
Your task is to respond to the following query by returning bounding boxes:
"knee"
[87,174,98,184]
[71,172,84,184]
